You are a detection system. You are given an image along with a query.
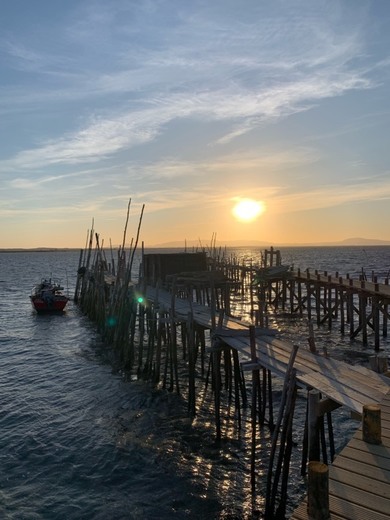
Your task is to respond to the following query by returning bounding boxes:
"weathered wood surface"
[145,285,248,330]
[291,389,390,520]
[236,336,389,415]
[146,285,390,519]
[145,286,390,415]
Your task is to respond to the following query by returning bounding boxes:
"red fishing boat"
[30,278,69,313]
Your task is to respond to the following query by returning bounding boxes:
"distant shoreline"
[0,248,80,253]
[1,242,390,253]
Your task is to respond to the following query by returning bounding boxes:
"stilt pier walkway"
[145,285,389,416]
[146,284,390,519]
[267,268,390,350]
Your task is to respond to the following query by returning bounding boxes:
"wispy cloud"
[271,176,390,214]
[0,0,378,171]
[0,64,373,171]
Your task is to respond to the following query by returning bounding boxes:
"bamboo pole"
[250,325,259,493]
[265,344,299,517]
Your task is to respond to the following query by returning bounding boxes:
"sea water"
[0,247,389,519]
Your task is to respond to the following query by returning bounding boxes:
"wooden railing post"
[307,461,330,520]
[362,404,382,444]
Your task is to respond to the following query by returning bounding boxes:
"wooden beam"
[318,398,342,416]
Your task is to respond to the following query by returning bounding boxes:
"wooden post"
[315,283,321,326]
[73,248,84,302]
[327,276,332,329]
[265,345,298,518]
[360,292,368,345]
[369,355,388,374]
[348,280,354,338]
[187,312,196,417]
[384,278,388,338]
[339,280,345,334]
[306,281,312,321]
[307,461,330,520]
[308,320,317,353]
[373,293,381,351]
[308,390,321,461]
[298,278,303,316]
[362,404,382,444]
[250,325,259,493]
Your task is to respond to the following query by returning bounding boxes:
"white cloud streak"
[0,0,379,172]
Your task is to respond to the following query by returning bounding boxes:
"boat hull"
[30,277,69,313]
[30,296,69,313]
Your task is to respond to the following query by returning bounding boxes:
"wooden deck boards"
[290,390,390,520]
[235,335,389,414]
[145,286,247,330]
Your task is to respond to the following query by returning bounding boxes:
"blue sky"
[1,0,390,248]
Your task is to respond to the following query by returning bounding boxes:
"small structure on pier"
[141,251,208,286]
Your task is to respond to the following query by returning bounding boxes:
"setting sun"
[232,199,265,222]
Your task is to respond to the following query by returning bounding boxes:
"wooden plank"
[299,372,385,413]
[345,437,390,458]
[214,327,277,337]
[328,479,390,516]
[291,495,390,520]
[346,364,390,386]
[380,402,390,413]
[271,338,389,395]
[260,340,389,406]
[330,465,390,499]
[240,356,290,379]
[218,332,386,413]
[332,454,390,483]
[297,375,364,413]
[338,445,390,470]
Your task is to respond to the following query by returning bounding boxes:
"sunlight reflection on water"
[0,247,389,518]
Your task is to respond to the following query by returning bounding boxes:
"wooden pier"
[75,243,390,519]
[145,284,389,416]
[145,284,390,519]
[249,262,390,351]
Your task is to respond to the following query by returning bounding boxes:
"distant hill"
[338,237,390,246]
[150,237,390,248]
[1,238,389,251]
[0,247,77,253]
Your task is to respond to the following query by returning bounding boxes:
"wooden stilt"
[307,461,330,520]
[362,404,382,445]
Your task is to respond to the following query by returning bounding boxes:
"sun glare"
[232,199,265,222]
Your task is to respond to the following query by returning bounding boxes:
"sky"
[1,0,390,249]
